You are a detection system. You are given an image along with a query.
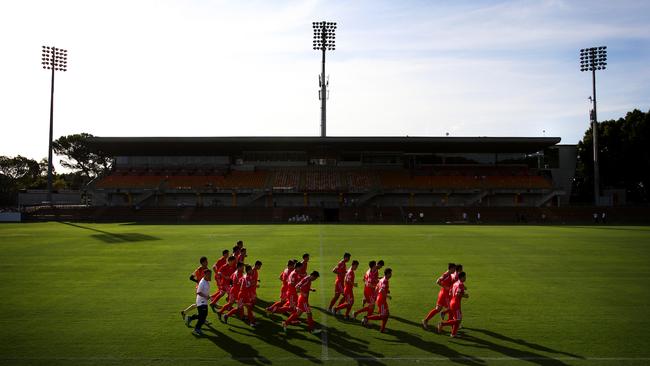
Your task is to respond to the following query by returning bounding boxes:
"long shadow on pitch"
[202,323,272,365]
[463,328,584,360]
[450,332,577,366]
[215,313,323,364]
[381,328,486,366]
[227,305,386,365]
[60,221,160,243]
[311,306,388,365]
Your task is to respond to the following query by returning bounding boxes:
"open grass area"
[1,222,649,365]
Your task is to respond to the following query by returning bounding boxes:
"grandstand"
[86,136,576,217]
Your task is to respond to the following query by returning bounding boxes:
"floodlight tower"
[579,46,607,205]
[313,21,336,137]
[41,46,68,204]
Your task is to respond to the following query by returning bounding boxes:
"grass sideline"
[0,222,649,365]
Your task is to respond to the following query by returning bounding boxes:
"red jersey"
[438,270,453,289]
[298,261,308,275]
[286,269,304,297]
[296,276,314,298]
[333,260,347,281]
[238,274,255,299]
[279,268,291,295]
[212,256,228,280]
[343,268,355,293]
[250,268,259,294]
[230,271,244,293]
[218,263,236,285]
[237,252,247,264]
[375,277,390,304]
[450,271,459,284]
[364,268,379,287]
[449,280,466,309]
[193,266,207,288]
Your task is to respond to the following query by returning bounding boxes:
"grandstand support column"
[232,192,237,207]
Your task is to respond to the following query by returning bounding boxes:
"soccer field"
[1,223,649,365]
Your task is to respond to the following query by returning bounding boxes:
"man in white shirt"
[186,269,211,336]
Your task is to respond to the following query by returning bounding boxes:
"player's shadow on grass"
[451,331,576,366]
[217,313,323,364]
[463,328,583,360]
[381,328,486,366]
[312,306,388,365]
[202,323,272,365]
[60,221,161,243]
[325,326,387,366]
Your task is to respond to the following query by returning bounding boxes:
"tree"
[0,155,40,182]
[0,155,46,205]
[574,109,650,203]
[52,133,113,181]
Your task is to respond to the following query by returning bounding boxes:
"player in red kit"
[210,255,236,311]
[362,268,392,333]
[437,271,468,338]
[224,265,257,327]
[328,253,351,313]
[266,260,294,314]
[283,271,320,334]
[237,247,247,264]
[298,253,310,275]
[212,249,230,284]
[353,259,384,318]
[422,263,456,330]
[441,263,462,320]
[217,262,244,318]
[334,260,359,319]
[273,261,304,315]
[250,260,262,304]
[181,256,209,320]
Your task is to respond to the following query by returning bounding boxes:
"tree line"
[0,133,111,205]
[572,109,649,204]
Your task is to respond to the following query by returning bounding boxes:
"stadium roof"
[89,136,561,155]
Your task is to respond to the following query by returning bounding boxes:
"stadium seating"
[95,175,163,189]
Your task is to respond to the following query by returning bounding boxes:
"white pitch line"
[319,225,329,361]
[2,356,650,362]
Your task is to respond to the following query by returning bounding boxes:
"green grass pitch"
[1,222,649,365]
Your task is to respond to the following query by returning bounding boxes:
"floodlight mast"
[313,21,336,137]
[579,46,607,206]
[41,46,68,204]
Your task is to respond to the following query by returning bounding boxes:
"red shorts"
[343,289,354,305]
[297,294,311,313]
[228,288,240,301]
[238,294,254,307]
[363,286,376,304]
[286,291,298,309]
[334,279,344,294]
[219,280,230,292]
[436,289,450,308]
[448,307,462,322]
[377,301,389,317]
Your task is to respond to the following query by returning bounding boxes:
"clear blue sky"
[1,0,648,169]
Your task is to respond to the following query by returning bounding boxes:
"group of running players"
[181,240,468,338]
